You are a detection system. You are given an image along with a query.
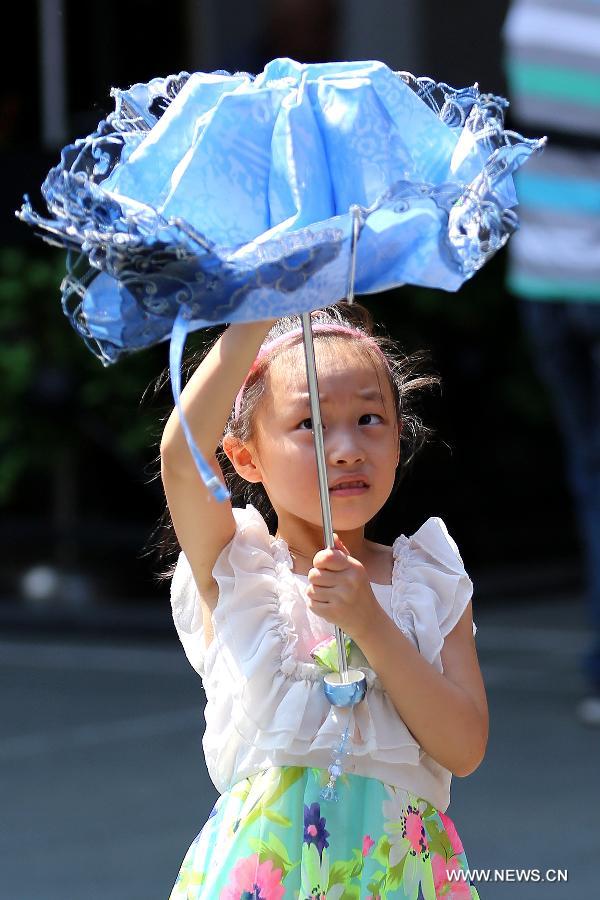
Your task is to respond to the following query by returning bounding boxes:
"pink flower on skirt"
[362,834,375,856]
[220,853,284,899]
[439,811,465,855]
[432,854,472,897]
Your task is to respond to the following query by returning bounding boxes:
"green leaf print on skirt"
[169,766,481,899]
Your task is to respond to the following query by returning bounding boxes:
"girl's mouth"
[329,481,370,496]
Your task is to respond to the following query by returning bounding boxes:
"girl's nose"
[326,432,365,466]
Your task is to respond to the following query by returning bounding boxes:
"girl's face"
[229,340,400,533]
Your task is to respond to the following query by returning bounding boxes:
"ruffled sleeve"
[169,503,273,681]
[170,539,221,681]
[390,517,476,675]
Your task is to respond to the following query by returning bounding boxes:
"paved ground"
[1,592,599,899]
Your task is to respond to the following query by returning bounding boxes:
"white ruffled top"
[170,503,477,813]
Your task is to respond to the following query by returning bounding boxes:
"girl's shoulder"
[361,539,395,586]
[389,515,476,643]
[390,516,467,569]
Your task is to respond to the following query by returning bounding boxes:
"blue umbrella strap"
[169,307,230,503]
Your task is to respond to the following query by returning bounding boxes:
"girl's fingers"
[308,589,332,603]
[312,547,349,571]
[306,584,335,603]
[307,569,337,588]
[333,533,350,554]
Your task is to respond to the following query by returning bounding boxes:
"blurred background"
[2,0,598,898]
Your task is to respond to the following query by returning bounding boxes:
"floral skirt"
[169,766,481,899]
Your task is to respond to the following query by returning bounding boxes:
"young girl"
[159,301,487,899]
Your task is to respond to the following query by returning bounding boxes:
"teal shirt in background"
[503,0,600,302]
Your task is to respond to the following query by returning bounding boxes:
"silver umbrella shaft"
[301,311,349,683]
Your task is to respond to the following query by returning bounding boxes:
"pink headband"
[234,322,386,419]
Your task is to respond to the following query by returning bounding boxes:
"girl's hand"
[306,534,384,643]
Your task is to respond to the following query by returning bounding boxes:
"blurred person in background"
[503,0,600,723]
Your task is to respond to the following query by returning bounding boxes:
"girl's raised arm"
[160,319,275,611]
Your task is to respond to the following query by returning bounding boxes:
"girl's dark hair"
[140,301,441,582]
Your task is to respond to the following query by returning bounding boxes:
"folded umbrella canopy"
[18,59,544,780]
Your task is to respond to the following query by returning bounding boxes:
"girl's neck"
[277,532,394,584]
[274,512,366,564]
[274,511,391,581]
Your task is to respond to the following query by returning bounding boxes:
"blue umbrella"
[18,57,543,503]
[17,59,544,786]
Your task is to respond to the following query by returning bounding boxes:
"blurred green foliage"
[0,245,171,505]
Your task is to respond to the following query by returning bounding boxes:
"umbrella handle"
[300,310,350,683]
[299,207,363,683]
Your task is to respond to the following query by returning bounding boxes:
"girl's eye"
[359,413,383,425]
[297,413,383,430]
